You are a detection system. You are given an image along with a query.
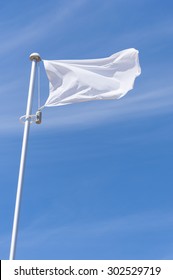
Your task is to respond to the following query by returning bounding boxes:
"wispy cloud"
[7,209,173,251]
[39,84,173,131]
[1,83,172,135]
[115,17,173,49]
[53,210,173,237]
[0,0,87,55]
[1,208,173,259]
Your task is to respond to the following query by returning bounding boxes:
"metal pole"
[9,53,41,260]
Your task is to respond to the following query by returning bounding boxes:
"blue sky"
[0,0,173,260]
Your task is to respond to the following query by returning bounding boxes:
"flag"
[43,48,141,107]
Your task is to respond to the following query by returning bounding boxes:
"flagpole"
[9,53,41,260]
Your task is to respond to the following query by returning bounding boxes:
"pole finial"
[30,53,41,62]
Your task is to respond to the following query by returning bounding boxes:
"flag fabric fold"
[43,48,141,107]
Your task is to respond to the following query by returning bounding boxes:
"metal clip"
[35,110,42,124]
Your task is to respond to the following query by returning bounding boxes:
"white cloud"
[0,83,172,135]
[8,209,173,250]
[0,0,87,55]
[37,84,173,132]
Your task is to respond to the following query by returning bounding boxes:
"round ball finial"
[29,53,41,62]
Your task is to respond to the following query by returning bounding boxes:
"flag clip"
[35,110,42,124]
[19,111,42,125]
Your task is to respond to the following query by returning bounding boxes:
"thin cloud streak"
[116,18,173,49]
[10,209,173,249]
[0,0,87,55]
[0,84,172,134]
[40,85,173,131]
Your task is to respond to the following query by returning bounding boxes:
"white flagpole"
[9,53,41,260]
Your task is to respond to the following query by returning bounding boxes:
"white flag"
[43,48,141,107]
